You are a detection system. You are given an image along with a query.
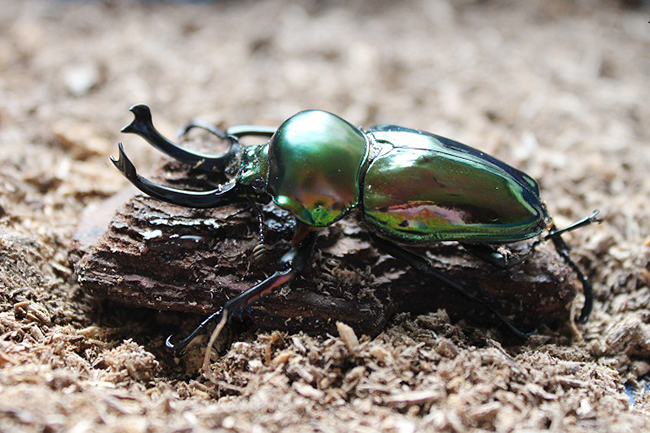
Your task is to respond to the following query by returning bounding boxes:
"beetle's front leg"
[165,226,318,351]
[370,234,536,339]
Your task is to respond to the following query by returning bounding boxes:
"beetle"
[111,104,599,350]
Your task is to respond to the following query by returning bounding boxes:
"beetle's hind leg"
[545,210,601,241]
[121,104,241,172]
[165,228,318,351]
[463,211,601,272]
[371,234,536,339]
[543,211,601,323]
[464,211,600,324]
[531,211,600,323]
[549,233,594,323]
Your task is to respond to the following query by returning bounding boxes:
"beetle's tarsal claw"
[164,334,183,351]
[165,307,228,351]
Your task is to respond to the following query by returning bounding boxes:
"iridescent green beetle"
[112,105,599,349]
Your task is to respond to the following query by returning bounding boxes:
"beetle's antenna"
[122,104,242,172]
[111,142,245,208]
[177,120,230,140]
[246,192,267,261]
[225,125,277,139]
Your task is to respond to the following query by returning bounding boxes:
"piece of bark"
[72,154,579,337]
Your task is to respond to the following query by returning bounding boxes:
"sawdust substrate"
[1,1,649,432]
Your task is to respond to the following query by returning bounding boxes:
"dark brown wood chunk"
[72,158,578,337]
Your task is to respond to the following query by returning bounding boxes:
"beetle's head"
[237,142,270,195]
[112,104,261,209]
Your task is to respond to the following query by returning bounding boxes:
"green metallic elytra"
[363,126,549,243]
[265,110,369,226]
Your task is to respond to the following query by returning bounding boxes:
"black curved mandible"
[111,142,243,208]
[122,104,241,172]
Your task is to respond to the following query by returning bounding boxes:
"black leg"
[165,229,318,350]
[529,211,599,322]
[549,228,594,323]
[111,142,246,208]
[466,210,599,323]
[465,211,601,271]
[371,234,536,339]
[246,192,267,260]
[122,104,241,172]
[544,210,600,240]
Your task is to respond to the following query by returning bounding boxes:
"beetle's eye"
[250,177,266,192]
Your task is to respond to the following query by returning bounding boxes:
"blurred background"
[1,0,648,210]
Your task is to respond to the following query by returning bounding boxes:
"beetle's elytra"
[112,104,599,350]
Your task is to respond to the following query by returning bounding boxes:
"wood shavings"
[336,321,359,354]
[1,0,650,431]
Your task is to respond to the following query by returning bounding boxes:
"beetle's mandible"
[111,104,599,349]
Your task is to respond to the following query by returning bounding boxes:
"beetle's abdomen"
[363,127,549,243]
[267,110,368,227]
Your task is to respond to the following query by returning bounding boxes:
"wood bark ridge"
[72,157,578,337]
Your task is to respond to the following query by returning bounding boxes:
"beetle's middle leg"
[370,234,536,339]
[165,227,318,351]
